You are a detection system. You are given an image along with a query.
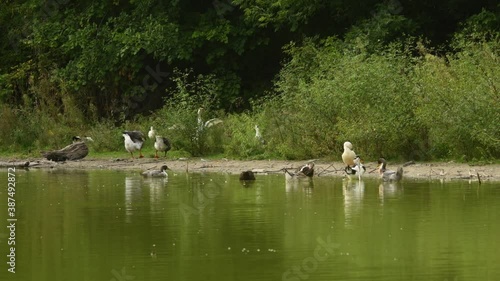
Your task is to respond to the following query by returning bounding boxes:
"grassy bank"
[0,34,498,162]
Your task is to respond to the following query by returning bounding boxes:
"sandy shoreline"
[2,157,500,182]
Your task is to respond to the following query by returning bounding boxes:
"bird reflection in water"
[124,177,142,223]
[378,181,401,205]
[342,179,365,228]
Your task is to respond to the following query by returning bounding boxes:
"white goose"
[141,165,169,178]
[154,136,171,158]
[342,141,356,167]
[123,131,145,158]
[342,141,366,178]
[148,126,156,139]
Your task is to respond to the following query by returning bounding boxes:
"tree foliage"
[0,0,498,160]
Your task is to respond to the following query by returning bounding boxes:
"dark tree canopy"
[0,0,498,119]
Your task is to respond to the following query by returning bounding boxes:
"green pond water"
[0,168,499,281]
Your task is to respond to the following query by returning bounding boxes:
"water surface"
[0,168,499,281]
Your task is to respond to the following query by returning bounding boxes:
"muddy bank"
[2,157,499,182]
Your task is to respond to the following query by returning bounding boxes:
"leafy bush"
[413,40,500,160]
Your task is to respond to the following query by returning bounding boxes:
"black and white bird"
[154,136,171,159]
[148,126,156,140]
[284,162,315,180]
[141,165,169,178]
[123,131,145,158]
[347,155,366,180]
[377,158,403,182]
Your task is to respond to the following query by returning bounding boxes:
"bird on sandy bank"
[154,136,171,159]
[148,126,156,140]
[123,131,145,159]
[342,141,357,168]
[349,155,366,180]
[283,162,315,180]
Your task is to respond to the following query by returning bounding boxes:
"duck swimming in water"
[141,165,170,178]
[123,131,145,159]
[377,158,403,182]
[239,170,256,181]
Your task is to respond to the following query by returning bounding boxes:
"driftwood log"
[41,141,89,162]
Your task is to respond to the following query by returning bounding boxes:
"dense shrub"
[413,41,500,160]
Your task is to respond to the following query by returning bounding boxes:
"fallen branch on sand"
[41,142,89,162]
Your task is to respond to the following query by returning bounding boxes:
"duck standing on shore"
[350,155,366,180]
[148,126,156,140]
[343,141,365,177]
[154,136,172,158]
[123,131,145,159]
[342,141,356,168]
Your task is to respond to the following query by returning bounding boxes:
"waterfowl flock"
[40,103,410,187]
[50,106,404,184]
[341,141,403,182]
[120,129,403,183]
[122,127,171,159]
